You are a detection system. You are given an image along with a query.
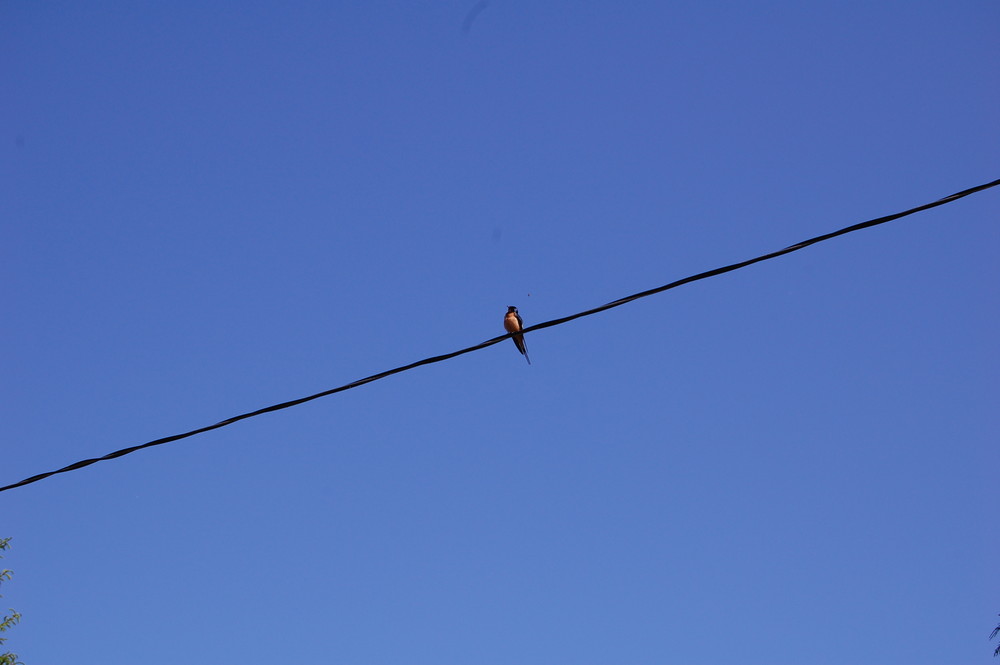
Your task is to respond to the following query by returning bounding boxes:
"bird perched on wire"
[503,306,531,365]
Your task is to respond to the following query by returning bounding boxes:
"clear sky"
[2,2,998,663]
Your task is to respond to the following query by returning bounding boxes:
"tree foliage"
[0,538,21,665]
[992,614,1000,658]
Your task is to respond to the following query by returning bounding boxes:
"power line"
[2,177,997,494]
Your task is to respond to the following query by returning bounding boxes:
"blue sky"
[2,2,998,663]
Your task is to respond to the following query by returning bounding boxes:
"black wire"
[2,177,998,494]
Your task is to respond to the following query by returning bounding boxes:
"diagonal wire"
[2,177,998,494]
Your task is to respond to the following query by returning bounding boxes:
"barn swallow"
[503,306,531,365]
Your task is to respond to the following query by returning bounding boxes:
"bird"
[503,306,531,365]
